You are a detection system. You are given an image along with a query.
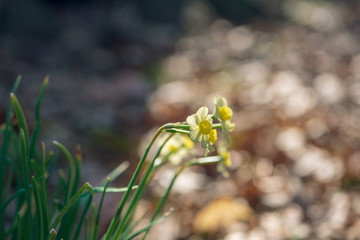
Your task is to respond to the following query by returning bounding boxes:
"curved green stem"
[113,133,174,238]
[104,123,179,239]
[142,156,222,239]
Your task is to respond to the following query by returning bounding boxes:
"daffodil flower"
[213,96,235,143]
[186,106,216,153]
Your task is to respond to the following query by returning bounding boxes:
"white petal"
[190,128,200,142]
[186,114,198,128]
[214,108,220,119]
[205,114,213,123]
[213,95,220,105]
[215,96,227,108]
[196,106,208,120]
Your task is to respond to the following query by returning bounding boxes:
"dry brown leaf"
[192,196,253,234]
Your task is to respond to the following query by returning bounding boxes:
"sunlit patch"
[314,73,345,104]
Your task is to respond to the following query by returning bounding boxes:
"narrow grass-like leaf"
[118,220,141,240]
[41,142,46,173]
[0,188,25,215]
[49,182,89,235]
[16,212,22,240]
[4,165,14,209]
[54,171,67,211]
[4,211,19,239]
[143,157,222,239]
[31,159,42,177]
[46,151,57,176]
[92,186,137,193]
[10,93,29,150]
[127,215,167,240]
[32,176,45,240]
[0,75,21,155]
[104,124,169,239]
[40,178,50,232]
[73,192,93,239]
[29,76,49,159]
[114,133,174,238]
[48,228,57,240]
[72,145,82,196]
[0,76,21,235]
[6,156,19,174]
[53,141,75,204]
[19,129,30,182]
[19,129,32,240]
[40,142,50,226]
[93,177,110,240]
[88,204,96,240]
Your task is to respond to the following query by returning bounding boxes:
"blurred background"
[2,0,360,239]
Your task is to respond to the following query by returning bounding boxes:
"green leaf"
[93,177,110,240]
[0,188,25,215]
[29,76,49,159]
[49,182,89,236]
[92,186,137,193]
[0,76,21,235]
[10,93,29,150]
[73,192,93,239]
[31,159,42,177]
[32,176,45,240]
[127,215,166,240]
[53,141,75,204]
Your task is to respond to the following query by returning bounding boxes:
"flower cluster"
[186,96,235,152]
[150,96,235,176]
[213,96,235,143]
[184,96,235,173]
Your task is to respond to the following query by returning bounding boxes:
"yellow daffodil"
[213,96,235,143]
[186,106,215,152]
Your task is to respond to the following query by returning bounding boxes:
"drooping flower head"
[186,106,216,153]
[214,96,235,143]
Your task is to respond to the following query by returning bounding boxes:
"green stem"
[113,133,174,238]
[165,129,189,134]
[48,182,89,235]
[212,123,222,129]
[142,156,222,239]
[103,123,178,239]
[93,177,110,240]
